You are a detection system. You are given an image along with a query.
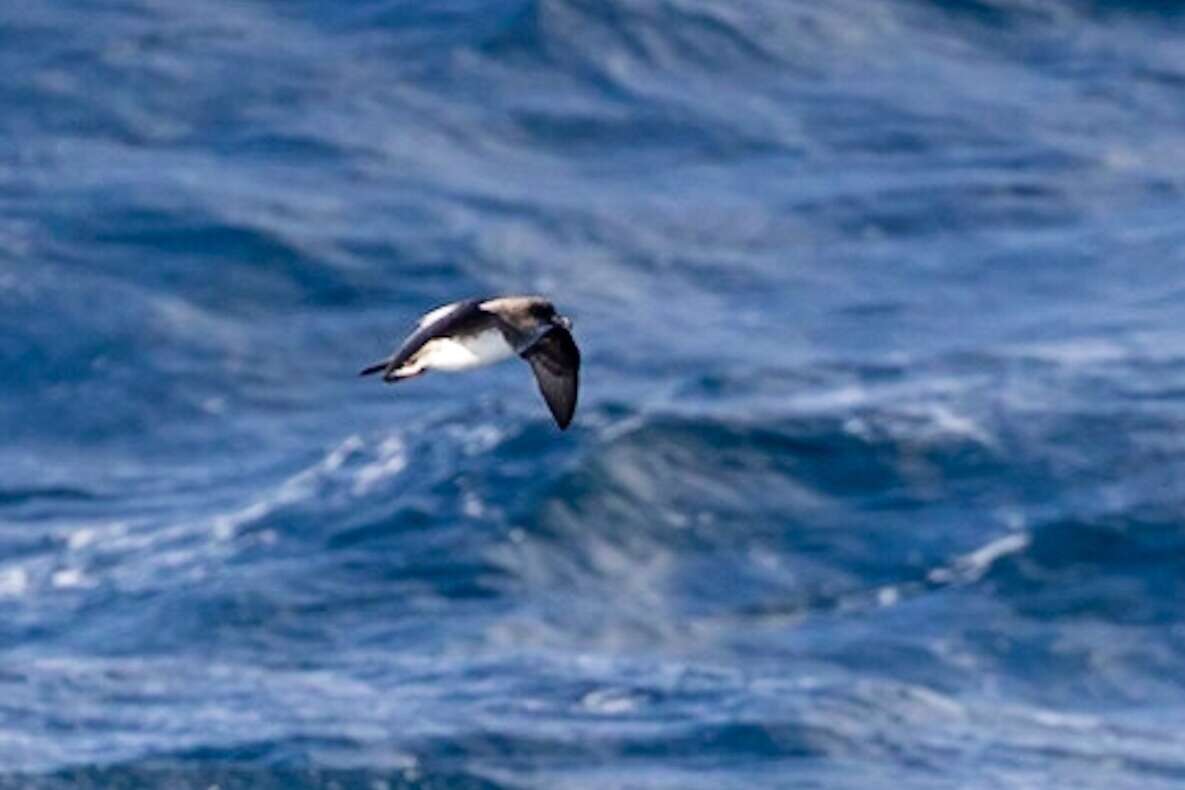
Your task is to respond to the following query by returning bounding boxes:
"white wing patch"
[418,301,463,328]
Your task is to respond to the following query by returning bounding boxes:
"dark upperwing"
[521,326,581,429]
[359,299,487,381]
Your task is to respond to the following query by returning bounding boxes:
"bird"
[360,296,581,429]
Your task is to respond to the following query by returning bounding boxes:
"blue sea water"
[3,0,1185,786]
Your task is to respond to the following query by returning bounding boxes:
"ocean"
[3,0,1185,787]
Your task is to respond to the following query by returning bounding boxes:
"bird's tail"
[359,359,391,377]
[361,358,425,382]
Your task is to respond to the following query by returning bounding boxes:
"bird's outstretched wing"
[359,299,483,380]
[521,326,580,429]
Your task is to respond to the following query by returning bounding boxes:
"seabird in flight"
[360,296,581,429]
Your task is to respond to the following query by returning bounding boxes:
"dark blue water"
[4,0,1185,786]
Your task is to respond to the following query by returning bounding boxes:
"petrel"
[360,296,581,429]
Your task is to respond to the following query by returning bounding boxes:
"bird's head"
[528,300,573,331]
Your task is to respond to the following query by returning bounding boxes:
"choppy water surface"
[4,1,1185,787]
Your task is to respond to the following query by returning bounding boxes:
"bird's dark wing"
[521,326,580,429]
[359,299,485,380]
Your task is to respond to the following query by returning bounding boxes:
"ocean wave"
[7,0,1185,782]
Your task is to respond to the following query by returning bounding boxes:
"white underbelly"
[415,330,514,371]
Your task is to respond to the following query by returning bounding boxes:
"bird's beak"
[555,315,573,331]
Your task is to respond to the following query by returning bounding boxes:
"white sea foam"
[581,687,644,715]
[213,435,367,540]
[447,423,505,456]
[928,532,1031,585]
[351,436,408,496]
[66,527,98,551]
[50,567,93,590]
[461,490,486,518]
[1013,338,1128,367]
[0,567,29,598]
[918,404,995,446]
